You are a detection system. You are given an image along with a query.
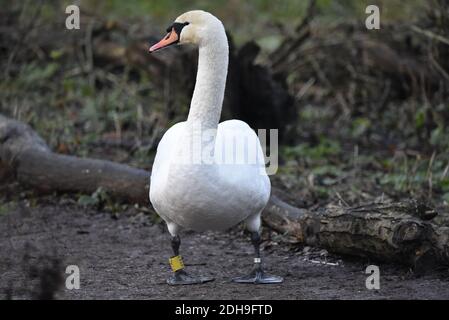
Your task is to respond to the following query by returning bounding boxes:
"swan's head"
[149,10,225,52]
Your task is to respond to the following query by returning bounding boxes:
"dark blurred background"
[1,0,448,211]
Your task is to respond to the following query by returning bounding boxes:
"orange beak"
[149,28,179,53]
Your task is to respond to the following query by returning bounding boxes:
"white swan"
[149,10,283,285]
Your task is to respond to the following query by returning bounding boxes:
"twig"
[410,25,449,46]
[426,151,436,179]
[136,103,143,144]
[335,192,349,207]
[441,163,449,181]
[429,51,449,81]
[427,151,436,199]
[269,0,316,70]
[112,111,122,142]
[353,144,359,174]
[85,18,95,88]
[295,78,315,100]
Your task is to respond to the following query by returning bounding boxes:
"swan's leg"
[165,221,214,285]
[232,212,284,284]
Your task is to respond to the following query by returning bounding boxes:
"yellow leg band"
[169,255,185,272]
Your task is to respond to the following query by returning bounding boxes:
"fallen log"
[1,115,448,271]
[0,115,150,204]
[264,197,449,272]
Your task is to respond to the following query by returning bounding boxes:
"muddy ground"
[1,199,449,300]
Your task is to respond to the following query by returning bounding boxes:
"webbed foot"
[232,268,283,284]
[167,269,214,285]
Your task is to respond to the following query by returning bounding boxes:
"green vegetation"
[0,202,17,215]
[1,0,447,211]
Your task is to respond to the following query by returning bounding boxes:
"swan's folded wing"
[215,120,268,171]
[150,121,186,195]
[215,119,271,206]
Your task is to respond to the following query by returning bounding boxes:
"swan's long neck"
[187,30,229,130]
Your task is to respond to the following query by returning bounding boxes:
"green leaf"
[415,108,426,129]
[50,49,64,60]
[352,117,371,138]
[77,195,99,207]
[439,178,449,192]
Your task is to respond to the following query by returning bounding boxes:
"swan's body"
[148,10,282,285]
[150,120,270,232]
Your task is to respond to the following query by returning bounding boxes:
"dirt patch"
[1,201,448,300]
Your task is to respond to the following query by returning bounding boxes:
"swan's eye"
[167,22,189,34]
[172,22,190,36]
